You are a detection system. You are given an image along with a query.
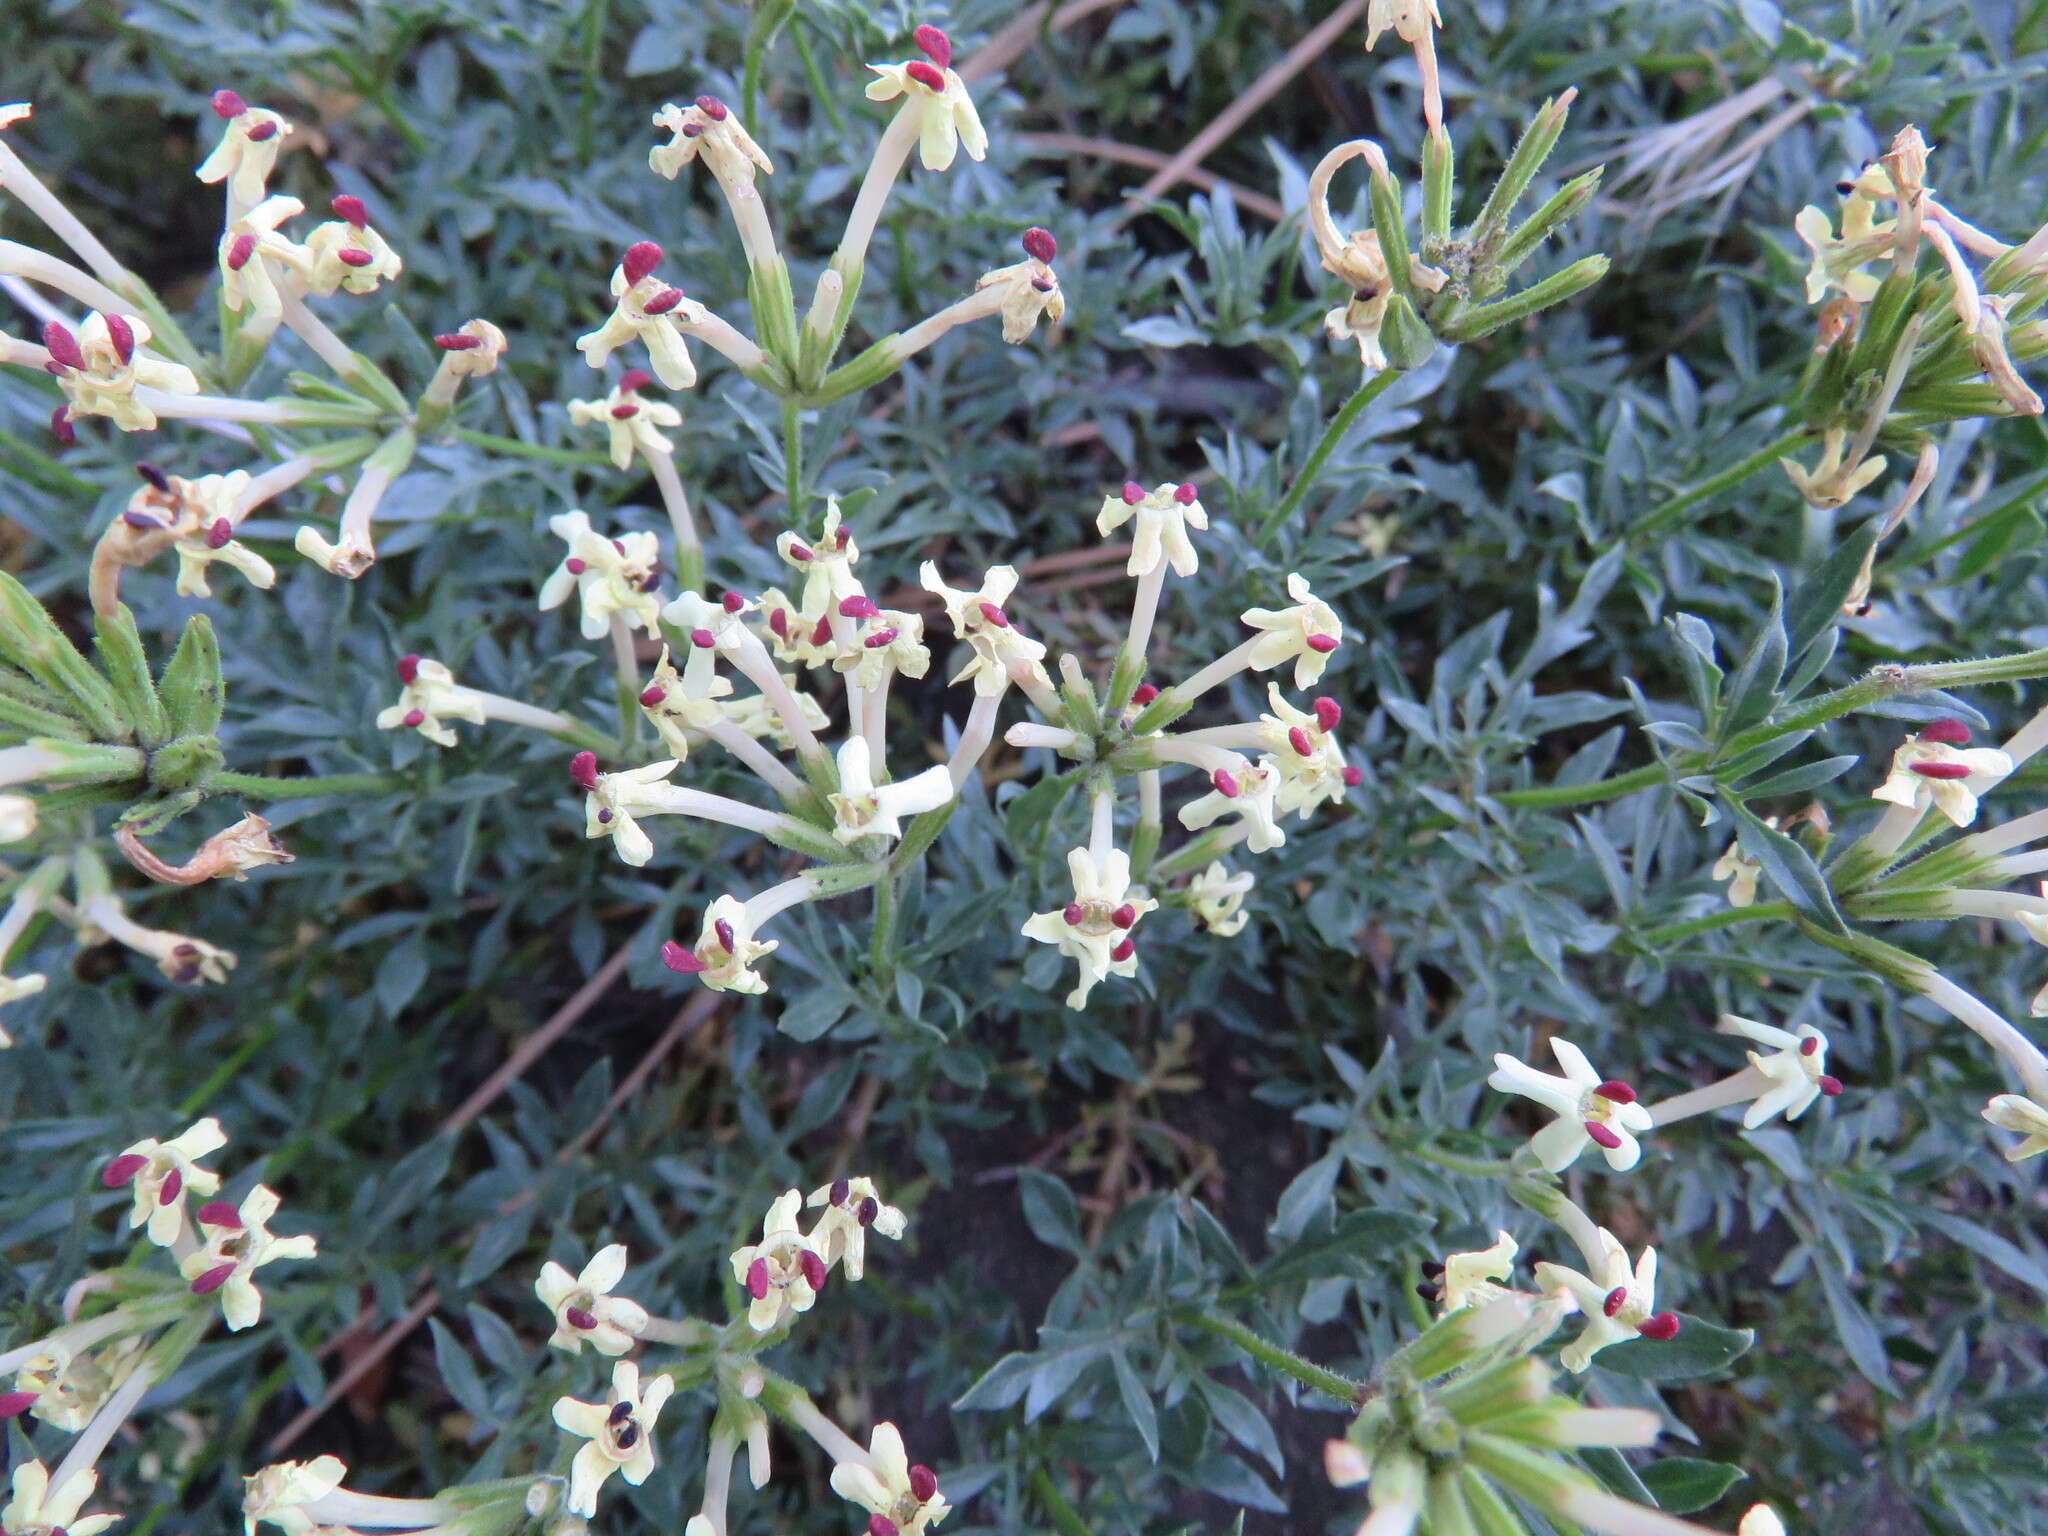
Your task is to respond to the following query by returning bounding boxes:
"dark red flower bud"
[105,313,136,366]
[402,708,425,728]
[1305,634,1340,654]
[42,321,85,371]
[331,194,368,227]
[798,1249,827,1290]
[913,24,953,67]
[908,1466,939,1503]
[661,941,708,974]
[245,118,278,142]
[1313,697,1341,732]
[195,1200,242,1228]
[641,286,684,315]
[904,60,947,91]
[1131,684,1158,705]
[1584,1121,1623,1150]
[212,88,247,118]
[622,241,663,286]
[1909,760,1973,780]
[190,1262,238,1295]
[1917,718,1971,745]
[695,94,730,121]
[1593,1080,1636,1104]
[1602,1286,1627,1317]
[745,1256,770,1300]
[1021,227,1058,263]
[225,232,257,270]
[102,1153,149,1187]
[1174,482,1199,504]
[1636,1312,1682,1341]
[570,751,600,792]
[336,247,375,268]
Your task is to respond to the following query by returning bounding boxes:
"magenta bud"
[1818,1075,1843,1096]
[798,1249,827,1290]
[661,940,708,974]
[908,1466,939,1503]
[42,321,85,371]
[913,23,953,66]
[1110,903,1137,929]
[839,594,882,619]
[570,751,600,792]
[190,1263,238,1296]
[715,918,737,952]
[1636,1312,1682,1341]
[396,653,421,684]
[745,1256,769,1300]
[1173,482,1198,504]
[1584,1121,1623,1150]
[0,1392,37,1420]
[105,313,136,365]
[1021,227,1057,263]
[49,406,75,445]
[225,232,257,270]
[336,247,375,268]
[1602,1286,1627,1318]
[690,627,716,649]
[1212,769,1240,798]
[1341,765,1363,786]
[331,194,368,227]
[620,368,655,393]
[195,1199,242,1228]
[564,1306,599,1330]
[1288,726,1313,757]
[621,241,664,285]
[402,708,425,728]
[1062,903,1085,926]
[102,1153,149,1187]
[245,118,279,142]
[1593,1079,1636,1104]
[1131,684,1158,705]
[212,88,247,118]
[1313,697,1341,732]
[1121,480,1145,505]
[904,59,947,91]
[1909,760,1973,781]
[639,684,666,707]
[695,94,729,121]
[1109,936,1136,962]
[1304,633,1340,654]
[1917,718,1971,745]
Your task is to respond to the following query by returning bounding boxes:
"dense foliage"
[3,1,2048,1534]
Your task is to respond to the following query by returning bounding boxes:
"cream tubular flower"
[1434,1230,1519,1313]
[1097,480,1208,579]
[1256,688,1359,817]
[829,737,955,846]
[1781,426,1887,510]
[79,892,236,985]
[376,655,490,749]
[172,473,275,599]
[1487,1037,1652,1172]
[830,1423,949,1536]
[805,1177,908,1282]
[1711,838,1763,907]
[661,893,779,995]
[865,28,987,173]
[44,311,200,432]
[1021,846,1157,1009]
[1868,719,2013,827]
[1240,574,1344,688]
[217,194,308,330]
[179,1184,319,1331]
[661,590,753,695]
[755,586,837,668]
[1792,191,1894,305]
[100,1116,227,1247]
[242,1455,348,1536]
[1971,293,2045,415]
[1718,1015,1843,1127]
[536,1245,649,1356]
[195,92,293,209]
[420,319,509,410]
[1186,860,1253,936]
[1177,758,1287,853]
[1981,1093,2048,1160]
[1533,1229,1680,1372]
[974,228,1066,344]
[578,758,684,867]
[552,1361,676,1517]
[728,1189,827,1332]
[1364,0,1441,49]
[576,242,707,390]
[776,500,862,623]
[920,561,1054,704]
[651,95,774,184]
[3,1461,118,1536]
[567,370,680,471]
[835,607,930,693]
[300,195,402,296]
[537,510,664,640]
[635,645,730,762]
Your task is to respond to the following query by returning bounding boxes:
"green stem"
[1392,1138,1519,1178]
[781,399,804,513]
[209,771,402,799]
[868,874,900,985]
[449,429,614,468]
[1628,427,1807,542]
[1029,1468,1093,1536]
[1633,901,1794,946]
[1260,369,1403,542]
[1486,762,1666,809]
[1179,1310,1366,1404]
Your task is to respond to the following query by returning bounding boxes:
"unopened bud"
[913,24,953,67]
[1021,227,1058,263]
[904,60,946,92]
[331,194,368,227]
[212,88,247,118]
[621,241,664,286]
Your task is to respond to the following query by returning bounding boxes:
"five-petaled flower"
[1179,759,1287,852]
[242,1455,347,1536]
[1185,860,1253,937]
[664,893,778,994]
[650,96,775,186]
[1487,1037,1653,1172]
[1719,1015,1844,1127]
[829,737,955,846]
[1241,574,1344,689]
[196,96,293,208]
[1868,719,2012,827]
[217,195,308,328]
[975,229,1066,344]
[1021,847,1157,1009]
[538,510,664,640]
[44,311,200,432]
[1096,481,1208,579]
[536,1244,650,1356]
[568,371,681,470]
[920,562,1051,698]
[806,1176,908,1281]
[1533,1228,1681,1372]
[830,1423,950,1536]
[581,758,685,868]
[179,1183,319,1331]
[102,1116,227,1247]
[553,1361,676,1517]
[1981,1093,2048,1161]
[865,28,987,172]
[301,195,403,296]
[376,655,488,748]
[728,1189,827,1332]
[1433,1230,1519,1314]
[3,1459,118,1536]
[776,500,863,622]
[576,242,709,391]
